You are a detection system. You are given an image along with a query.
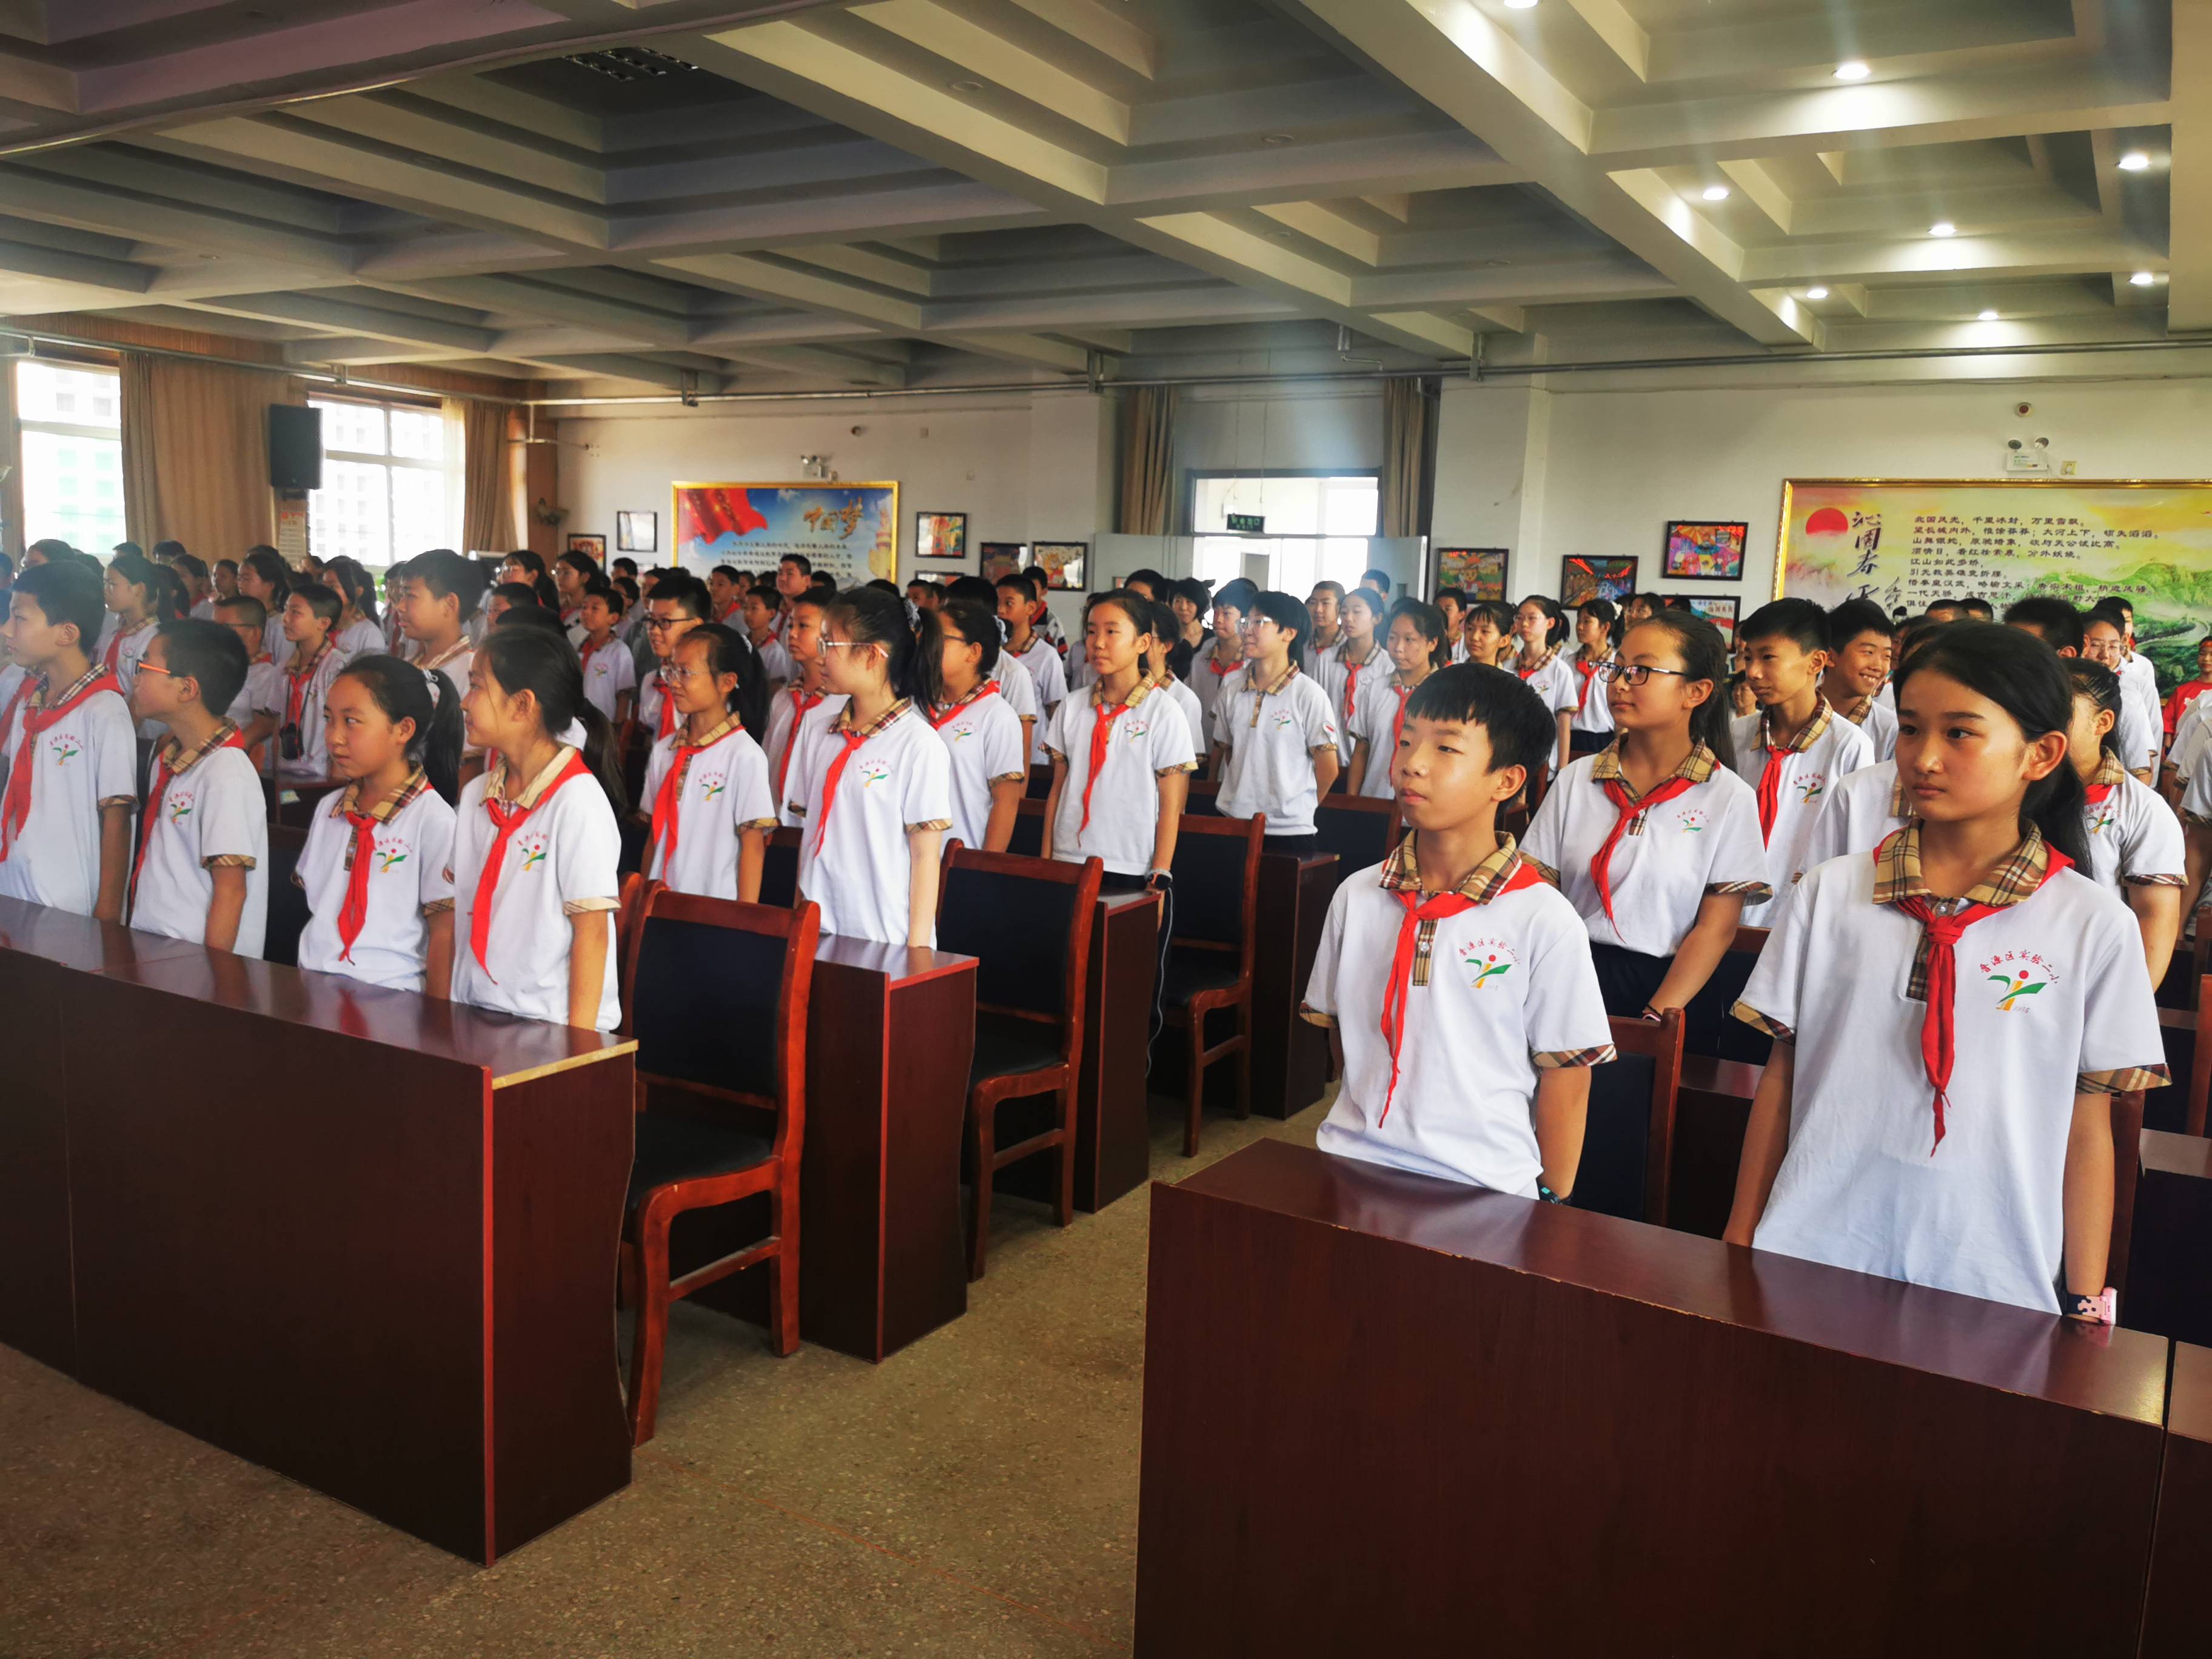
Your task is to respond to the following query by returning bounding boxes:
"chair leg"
[1234,1002,1253,1119]
[1053,1079,1076,1227]
[1184,1013,1205,1158]
[625,1204,672,1447]
[966,1094,993,1282]
[768,1169,801,1358]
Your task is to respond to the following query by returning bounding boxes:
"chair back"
[1168,812,1264,977]
[1008,798,1046,858]
[622,886,820,1155]
[1701,924,1771,1064]
[937,848,1103,1059]
[1181,777,1222,817]
[263,824,310,968]
[758,825,802,908]
[1313,795,1401,880]
[1572,1010,1686,1225]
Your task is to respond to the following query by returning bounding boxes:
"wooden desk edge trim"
[491,1039,639,1090]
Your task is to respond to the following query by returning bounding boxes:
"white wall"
[1434,372,2212,614]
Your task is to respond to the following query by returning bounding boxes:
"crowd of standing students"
[0,536,2195,1328]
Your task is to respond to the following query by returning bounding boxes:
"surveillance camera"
[2015,401,2034,418]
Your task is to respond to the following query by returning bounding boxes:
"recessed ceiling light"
[1701,184,1731,201]
[1833,60,1871,81]
[1503,0,1539,9]
[2132,270,2156,286]
[1805,286,1829,300]
[1978,309,1999,321]
[1929,221,1957,237]
[948,78,983,93]
[2119,151,2151,172]
[1262,133,1292,145]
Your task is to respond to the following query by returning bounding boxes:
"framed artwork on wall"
[1432,545,1508,601]
[979,541,1025,581]
[615,511,656,554]
[1028,541,1087,590]
[566,532,606,558]
[916,511,968,561]
[1667,594,1738,639]
[1561,555,1638,608]
[1663,520,1748,581]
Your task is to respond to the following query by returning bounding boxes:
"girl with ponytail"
[1726,620,2165,1323]
[2064,658,2184,984]
[297,653,466,993]
[785,585,953,947]
[434,626,628,1031]
[640,623,777,902]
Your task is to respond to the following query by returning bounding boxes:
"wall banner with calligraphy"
[671,480,899,588]
[1778,478,2212,692]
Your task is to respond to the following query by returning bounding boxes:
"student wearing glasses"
[635,573,712,744]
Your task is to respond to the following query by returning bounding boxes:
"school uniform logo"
[1458,936,1521,990]
[1674,807,1709,834]
[1978,949,2060,1011]
[1792,775,1827,807]
[49,735,79,765]
[166,793,194,825]
[2087,801,2117,836]
[700,775,726,801]
[375,840,410,874]
[515,832,552,873]
[1123,720,1150,742]
[857,760,893,789]
[1272,711,1295,731]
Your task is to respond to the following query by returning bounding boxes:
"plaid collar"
[1835,691,1880,725]
[1378,831,1524,903]
[287,637,335,680]
[1518,645,1561,675]
[1872,821,2050,911]
[1339,637,1385,669]
[1889,765,1911,819]
[418,638,471,674]
[337,766,431,822]
[2090,751,2128,791]
[1576,645,1614,666]
[32,662,109,710]
[830,698,911,740]
[1591,740,1717,802]
[1757,697,1834,755]
[1250,662,1299,697]
[155,719,242,777]
[934,680,997,718]
[1387,666,1432,694]
[1090,676,1156,711]
[488,745,581,809]
[673,713,744,751]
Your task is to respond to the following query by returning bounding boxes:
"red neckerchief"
[578,634,611,677]
[927,680,997,729]
[1573,652,1608,712]
[1752,712,1818,842]
[811,710,893,856]
[2083,780,2117,806]
[1880,834,2074,1153]
[1591,771,1700,928]
[0,669,120,859]
[644,725,731,879]
[334,800,381,962]
[104,618,150,675]
[1341,640,1380,721]
[1081,689,1134,832]
[774,683,825,799]
[1205,642,1238,679]
[130,725,247,915]
[1378,862,1544,1121]
[1517,646,1558,683]
[651,672,678,741]
[471,751,591,977]
[284,638,333,731]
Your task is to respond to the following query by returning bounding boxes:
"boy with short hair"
[708,564,743,623]
[213,594,283,763]
[2082,605,2159,779]
[1435,586,1466,661]
[1728,597,1874,922]
[258,581,346,780]
[638,572,712,742]
[127,619,266,955]
[1820,598,1897,762]
[577,581,638,725]
[2002,595,2084,655]
[997,572,1067,763]
[0,560,137,918]
[1302,662,1612,1198]
[739,586,794,691]
[396,549,484,706]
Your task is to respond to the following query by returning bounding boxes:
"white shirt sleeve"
[1735,863,1815,1035]
[2185,740,2212,821]
[417,798,457,911]
[92,696,137,806]
[1300,678,1339,753]
[1521,773,1568,877]
[980,700,1027,783]
[2076,898,2168,1078]
[1042,695,1074,762]
[196,759,262,866]
[1704,784,1775,893]
[2122,784,2185,885]
[1035,647,1068,714]
[610,651,637,698]
[903,723,954,830]
[1151,694,1198,772]
[1523,901,1612,1059]
[1302,882,1350,1019]
[728,736,778,831]
[553,789,622,908]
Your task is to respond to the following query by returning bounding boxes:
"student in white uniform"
[1728,598,1874,923]
[2082,606,2160,780]
[1801,759,1908,871]
[172,552,216,622]
[1565,598,1618,759]
[575,583,638,726]
[1726,622,2167,1321]
[1322,586,1387,767]
[2100,594,2164,770]
[125,620,267,956]
[1304,580,1347,688]
[766,591,844,826]
[1303,663,1613,1198]
[1140,597,1208,759]
[1523,608,1771,1054]
[2161,635,2212,785]
[435,628,627,1032]
[1461,601,1514,672]
[0,560,137,919]
[554,549,601,644]
[738,587,794,692]
[630,572,706,746]
[395,550,488,727]
[236,548,293,668]
[919,597,1028,856]
[996,572,1068,766]
[1188,577,1255,745]
[642,625,777,902]
[1345,597,1444,800]
[1044,589,1196,883]
[258,581,348,782]
[297,654,461,993]
[1435,588,1466,665]
[2066,661,2185,985]
[212,596,283,768]
[1509,595,1578,776]
[98,548,161,737]
[1820,598,1897,764]
[1212,589,1340,853]
[380,558,416,660]
[784,586,953,948]
[327,557,386,662]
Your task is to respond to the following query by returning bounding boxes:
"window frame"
[1182,468,1382,538]
[13,355,127,554]
[308,391,453,572]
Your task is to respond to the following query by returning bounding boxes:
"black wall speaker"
[268,404,323,492]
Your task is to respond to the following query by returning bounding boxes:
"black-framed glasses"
[1595,661,1694,688]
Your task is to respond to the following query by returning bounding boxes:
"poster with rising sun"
[672,481,899,586]
[1778,478,2212,692]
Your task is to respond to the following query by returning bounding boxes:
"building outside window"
[308,396,457,572]
[18,361,126,552]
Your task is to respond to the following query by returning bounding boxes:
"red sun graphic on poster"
[1804,505,1849,536]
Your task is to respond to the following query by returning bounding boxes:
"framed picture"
[615,511,656,554]
[566,532,606,558]
[1028,540,1088,591]
[979,541,1025,582]
[1663,520,1748,581]
[1667,594,1738,640]
[915,511,968,561]
[1561,555,1638,608]
[1432,545,1507,602]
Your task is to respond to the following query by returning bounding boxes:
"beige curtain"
[1380,378,1429,540]
[1118,385,1178,535]
[120,355,297,556]
[450,395,516,553]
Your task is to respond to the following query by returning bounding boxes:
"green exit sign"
[1226,512,1265,532]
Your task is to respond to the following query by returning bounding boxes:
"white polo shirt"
[1515,648,1578,772]
[297,775,457,991]
[1156,673,1207,757]
[766,685,845,827]
[1304,836,1614,1196]
[225,659,283,736]
[1567,652,1615,736]
[2082,760,2184,897]
[258,642,347,780]
[750,634,794,689]
[1728,702,1875,923]
[1045,679,1198,877]
[1346,670,1424,800]
[788,700,953,947]
[1837,692,1897,764]
[98,616,160,740]
[642,719,778,899]
[450,749,623,1031]
[2173,694,2212,788]
[635,667,674,745]
[1521,744,1771,957]
[577,636,637,725]
[1188,637,1241,737]
[1327,640,1389,765]
[335,618,383,662]
[1737,834,2167,1314]
[988,646,1041,735]
[130,731,266,957]
[1215,664,1339,837]
[2116,677,2162,777]
[0,669,138,916]
[1801,759,1907,870]
[927,683,1028,853]
[1004,635,1068,765]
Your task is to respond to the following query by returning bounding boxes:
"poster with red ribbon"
[672,481,898,586]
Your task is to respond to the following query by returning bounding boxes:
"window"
[18,361,127,551]
[1188,472,1380,596]
[309,396,457,571]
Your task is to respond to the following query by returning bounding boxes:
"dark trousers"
[1099,870,1175,1059]
[1569,728,1609,758]
[1263,832,1321,857]
[1588,942,1768,1063]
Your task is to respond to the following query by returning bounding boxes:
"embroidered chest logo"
[1792,774,1826,806]
[375,839,411,874]
[1674,807,1709,834]
[1977,948,2060,1011]
[1458,936,1521,990]
[166,793,194,825]
[948,721,976,743]
[1122,719,1150,742]
[49,735,79,765]
[857,759,893,788]
[699,775,727,801]
[1271,711,1295,731]
[2087,801,2117,836]
[516,833,552,873]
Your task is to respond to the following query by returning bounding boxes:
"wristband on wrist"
[2061,1289,2115,1324]
[1536,1181,1568,1205]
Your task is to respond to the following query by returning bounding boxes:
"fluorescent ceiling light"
[1503,0,1538,8]
[1701,184,1731,201]
[1833,61,1871,81]
[2119,152,2151,172]
[1805,286,1829,300]
[2131,270,2156,286]
[1929,221,1957,237]
[1978,309,1999,321]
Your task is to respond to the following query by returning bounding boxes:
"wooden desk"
[1138,1139,2170,1658]
[2142,1342,2212,1657]
[1247,851,1338,1121]
[2127,1128,2212,1348]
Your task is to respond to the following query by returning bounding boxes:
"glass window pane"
[312,398,386,457]
[390,464,447,562]
[389,407,442,462]
[17,361,121,431]
[1323,478,1380,537]
[1191,536,1246,589]
[21,428,126,549]
[1321,539,1371,589]
[1191,474,1373,537]
[310,458,390,566]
